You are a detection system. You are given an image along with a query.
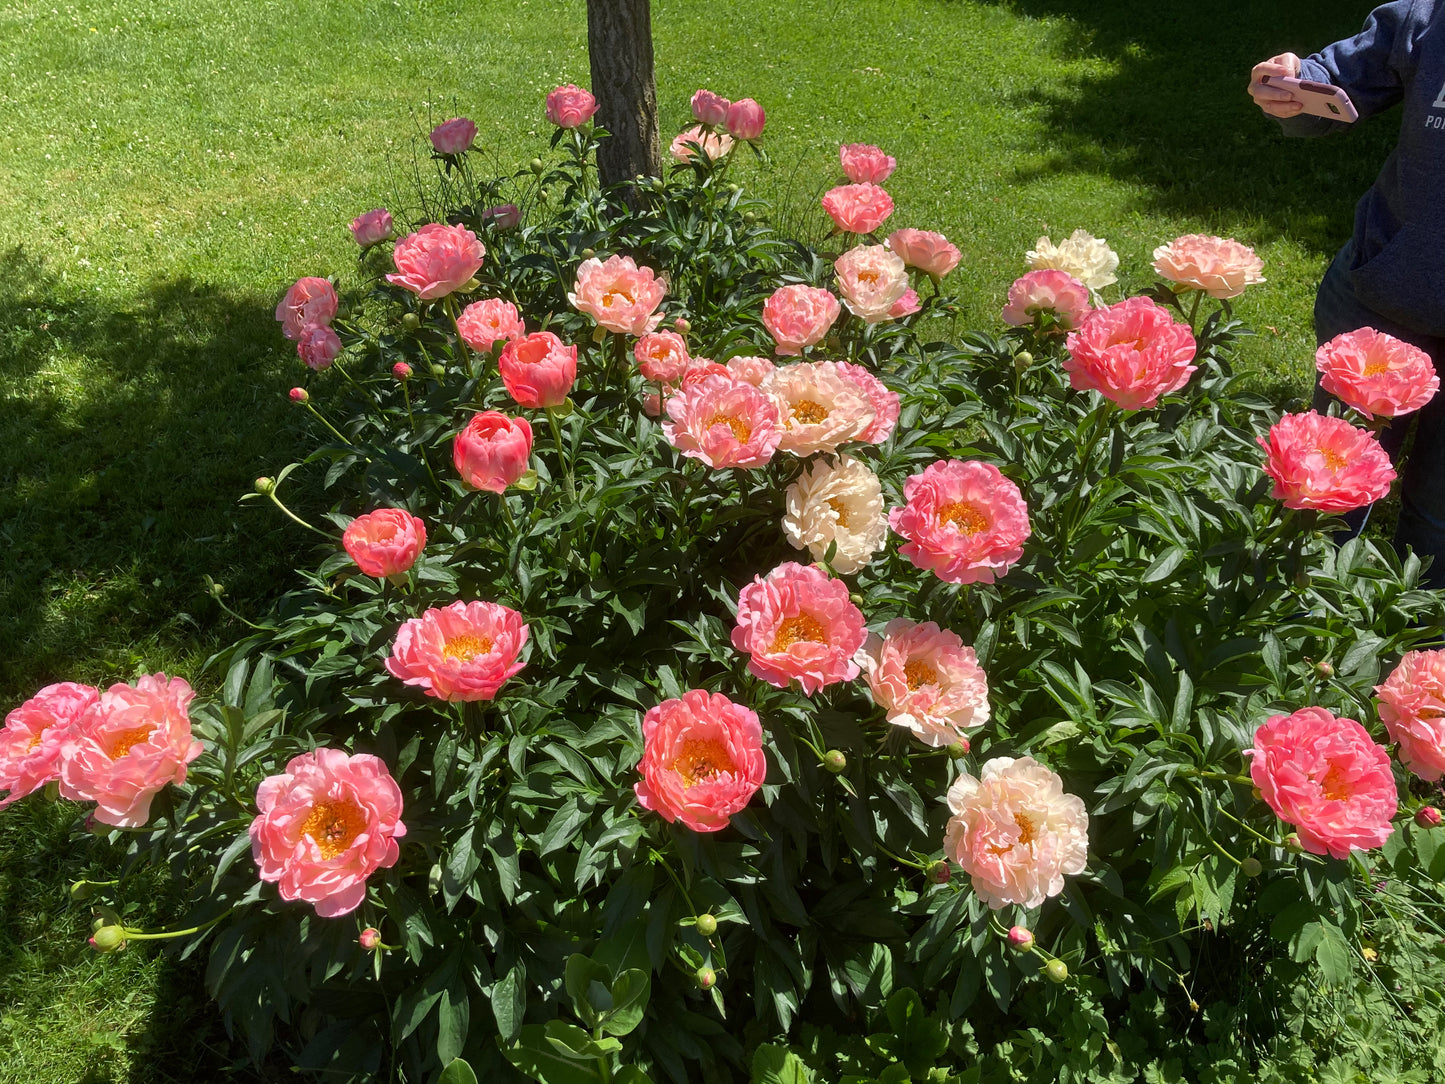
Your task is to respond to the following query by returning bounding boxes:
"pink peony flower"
[453,411,534,493]
[545,84,598,128]
[731,562,867,694]
[861,620,990,747]
[635,330,691,384]
[944,756,1089,909]
[726,355,775,387]
[662,373,783,468]
[821,183,895,235]
[690,88,731,127]
[670,125,735,164]
[481,203,522,231]
[886,228,961,278]
[835,244,910,323]
[499,330,578,409]
[386,223,485,300]
[1152,233,1265,299]
[1258,411,1396,513]
[429,117,477,155]
[888,288,921,319]
[386,600,529,702]
[839,143,896,184]
[835,361,899,443]
[1063,296,1198,410]
[56,674,202,828]
[890,460,1031,585]
[1001,269,1092,333]
[1315,327,1439,420]
[678,358,731,387]
[725,98,766,141]
[250,748,406,918]
[297,323,342,370]
[1248,707,1397,859]
[275,277,338,341]
[0,682,99,809]
[763,360,876,456]
[568,255,666,336]
[342,508,427,578]
[762,284,841,356]
[348,209,393,248]
[634,689,767,832]
[456,298,526,352]
[1376,650,1445,781]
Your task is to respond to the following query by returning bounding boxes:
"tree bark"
[586,0,663,201]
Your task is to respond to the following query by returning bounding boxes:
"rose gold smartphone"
[1259,74,1359,122]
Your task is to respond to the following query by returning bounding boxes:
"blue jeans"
[1312,240,1445,588]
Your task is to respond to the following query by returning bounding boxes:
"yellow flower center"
[771,613,827,652]
[988,811,1039,855]
[937,501,989,535]
[602,288,636,309]
[673,737,735,788]
[1363,357,1390,377]
[706,412,752,442]
[791,399,829,425]
[106,725,155,760]
[828,497,852,528]
[299,799,367,860]
[857,269,880,286]
[1320,447,1348,472]
[27,733,44,751]
[1319,766,1353,803]
[443,634,493,663]
[904,660,939,690]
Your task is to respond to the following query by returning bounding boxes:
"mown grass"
[0,0,1405,1077]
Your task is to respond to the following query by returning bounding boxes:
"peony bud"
[580,248,595,259]
[89,925,126,953]
[823,749,847,773]
[254,477,274,494]
[724,97,766,141]
[288,386,309,403]
[1316,660,1334,678]
[695,966,716,990]
[1251,786,1263,801]
[1044,959,1069,983]
[210,581,226,597]
[674,317,691,335]
[359,927,381,950]
[1284,833,1304,853]
[927,860,951,885]
[949,739,972,758]
[392,362,413,381]
[1240,857,1263,878]
[69,880,94,901]
[1416,806,1442,829]
[402,313,421,331]
[1014,350,1034,373]
[1007,926,1034,952]
[430,363,446,378]
[694,914,718,936]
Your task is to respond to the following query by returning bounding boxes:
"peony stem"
[265,486,331,538]
[545,407,577,503]
[303,400,353,449]
[444,294,474,376]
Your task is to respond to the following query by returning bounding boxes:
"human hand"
[1249,53,1304,117]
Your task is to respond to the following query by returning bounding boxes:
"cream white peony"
[1026,228,1119,291]
[782,455,888,573]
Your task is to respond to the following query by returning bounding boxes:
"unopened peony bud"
[743,211,757,224]
[950,739,971,758]
[430,363,446,378]
[254,477,274,494]
[694,914,718,936]
[1014,350,1034,373]
[69,880,94,901]
[210,581,226,597]
[696,966,716,990]
[649,176,665,193]
[402,313,421,331]
[288,386,309,403]
[674,317,691,335]
[1007,925,1034,952]
[1240,857,1263,878]
[530,158,545,174]
[927,861,951,885]
[1416,806,1442,829]
[1316,660,1334,678]
[89,926,126,953]
[727,183,740,194]
[580,248,595,259]
[392,362,413,381]
[359,927,381,950]
[1044,959,1069,983]
[1251,786,1263,801]
[1284,833,1304,853]
[823,749,847,773]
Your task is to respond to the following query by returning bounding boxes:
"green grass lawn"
[0,0,1405,1077]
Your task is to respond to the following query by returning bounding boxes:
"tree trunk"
[587,0,662,202]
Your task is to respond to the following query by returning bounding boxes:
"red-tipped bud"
[359,927,381,950]
[1417,806,1442,829]
[927,861,951,885]
[674,317,691,335]
[254,476,274,494]
[288,386,309,403]
[1044,958,1068,983]
[392,362,413,381]
[695,966,716,990]
[950,738,971,758]
[694,914,718,936]
[1316,660,1334,678]
[1007,925,1034,952]
[89,925,126,953]
[823,749,847,773]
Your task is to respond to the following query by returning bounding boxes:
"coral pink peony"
[250,748,406,918]
[386,600,529,702]
[835,244,910,323]
[762,284,841,356]
[1001,269,1092,333]
[429,117,476,155]
[499,330,578,408]
[342,508,427,578]
[1248,707,1397,859]
[690,88,731,126]
[545,84,598,128]
[821,183,895,235]
[782,455,888,574]
[348,209,393,248]
[1315,327,1439,420]
[275,277,338,341]
[887,228,961,278]
[482,203,522,230]
[634,689,767,832]
[0,682,99,809]
[386,223,485,300]
[670,125,735,164]
[889,289,921,320]
[840,143,896,184]
[724,98,766,141]
[297,323,342,370]
[861,620,990,747]
[1063,296,1198,410]
[678,358,731,387]
[1376,650,1445,781]
[732,562,867,694]
[1152,234,1265,299]
[726,355,775,387]
[56,674,202,828]
[890,460,1031,585]
[568,255,666,335]
[763,360,876,456]
[944,756,1089,909]
[1258,411,1395,513]
[635,330,691,384]
[453,411,534,493]
[456,298,525,352]
[662,373,783,469]
[835,361,899,443]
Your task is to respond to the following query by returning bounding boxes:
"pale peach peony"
[275,277,338,341]
[546,84,598,128]
[342,508,427,578]
[1026,229,1119,291]
[1315,327,1440,420]
[1063,297,1198,410]
[763,360,876,456]
[726,355,775,387]
[568,255,667,336]
[429,117,477,155]
[944,756,1088,909]
[386,223,485,300]
[635,330,691,384]
[1248,707,1397,859]
[1258,411,1395,513]
[456,298,526,352]
[662,373,783,469]
[840,143,896,184]
[690,88,731,126]
[348,208,393,248]
[297,323,342,370]
[762,284,841,356]
[0,682,99,809]
[835,361,900,444]
[783,455,888,574]
[250,748,406,918]
[821,183,895,235]
[835,244,910,324]
[1001,270,1092,333]
[1376,650,1445,781]
[57,674,202,828]
[1152,234,1265,299]
[499,330,577,408]
[670,125,735,164]
[453,410,534,493]
[634,689,767,833]
[890,460,1031,585]
[887,228,961,278]
[724,98,766,141]
[386,600,529,702]
[862,620,990,747]
[731,562,867,694]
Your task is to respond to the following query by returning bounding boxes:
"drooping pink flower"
[886,228,960,278]
[691,88,731,126]
[297,323,342,370]
[481,203,522,231]
[568,255,666,336]
[731,562,867,694]
[1248,707,1397,859]
[0,682,99,809]
[386,223,485,300]
[670,125,735,164]
[888,288,921,320]
[725,98,766,141]
[1152,233,1265,299]
[1001,270,1092,333]
[835,244,910,323]
[342,509,427,578]
[634,690,767,833]
[453,411,534,493]
[890,460,1031,585]
[762,360,876,456]
[250,748,406,918]
[861,620,990,747]
[1376,650,1445,781]
[662,373,783,469]
[275,277,338,341]
[821,183,895,235]
[456,298,525,352]
[546,84,598,129]
[56,674,202,828]
[348,209,394,248]
[944,756,1089,909]
[499,331,578,409]
[386,600,529,702]
[762,284,841,356]
[726,355,775,387]
[1258,411,1396,513]
[840,143,896,184]
[429,117,477,155]
[634,331,691,384]
[1315,328,1440,420]
[1063,296,1198,410]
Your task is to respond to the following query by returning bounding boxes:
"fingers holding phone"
[1250,52,1305,117]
